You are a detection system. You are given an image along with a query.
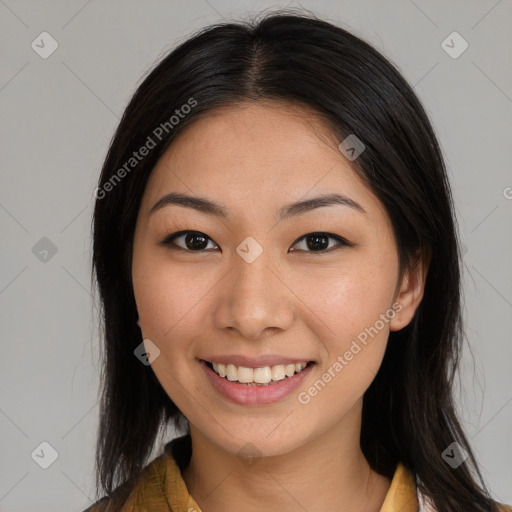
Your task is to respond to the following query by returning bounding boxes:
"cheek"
[132,257,208,410]
[297,273,394,417]
[132,250,222,388]
[308,252,398,385]
[134,270,196,336]
[318,263,397,336]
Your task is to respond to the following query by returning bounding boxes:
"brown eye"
[160,231,219,251]
[290,233,350,253]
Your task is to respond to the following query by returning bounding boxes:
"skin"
[131,100,427,512]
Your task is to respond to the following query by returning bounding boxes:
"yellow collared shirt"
[84,435,511,512]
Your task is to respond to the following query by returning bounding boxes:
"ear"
[137,316,141,327]
[389,251,430,332]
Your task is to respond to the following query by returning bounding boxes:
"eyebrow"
[149,191,366,221]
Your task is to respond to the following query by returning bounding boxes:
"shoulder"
[415,470,512,512]
[417,489,512,512]
[81,435,193,512]
[81,495,110,512]
[80,452,170,512]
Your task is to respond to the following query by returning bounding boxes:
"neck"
[181,401,392,512]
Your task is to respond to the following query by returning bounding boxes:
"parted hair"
[90,9,506,511]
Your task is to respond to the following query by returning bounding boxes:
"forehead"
[141,101,379,220]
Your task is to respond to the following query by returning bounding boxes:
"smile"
[200,358,316,405]
[204,360,311,385]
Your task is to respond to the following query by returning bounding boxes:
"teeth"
[285,364,296,377]
[271,364,285,381]
[226,364,237,382]
[254,366,272,384]
[238,366,254,383]
[209,361,309,385]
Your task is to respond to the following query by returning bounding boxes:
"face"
[131,101,424,458]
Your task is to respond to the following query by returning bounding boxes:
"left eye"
[291,233,350,253]
[160,231,219,251]
[160,231,350,253]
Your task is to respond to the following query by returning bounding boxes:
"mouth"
[200,359,316,386]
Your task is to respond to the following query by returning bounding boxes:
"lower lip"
[200,360,315,406]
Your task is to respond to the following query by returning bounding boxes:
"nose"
[213,250,296,341]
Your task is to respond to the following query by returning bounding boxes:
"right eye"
[160,231,219,251]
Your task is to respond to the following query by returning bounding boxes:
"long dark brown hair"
[89,9,506,511]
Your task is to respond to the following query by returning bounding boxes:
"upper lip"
[200,355,315,368]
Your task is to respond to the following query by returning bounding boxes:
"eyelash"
[159,230,353,254]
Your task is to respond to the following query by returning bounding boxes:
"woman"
[84,10,511,512]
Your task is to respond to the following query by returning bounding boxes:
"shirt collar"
[163,434,420,512]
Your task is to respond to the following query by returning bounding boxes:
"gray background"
[0,0,511,510]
